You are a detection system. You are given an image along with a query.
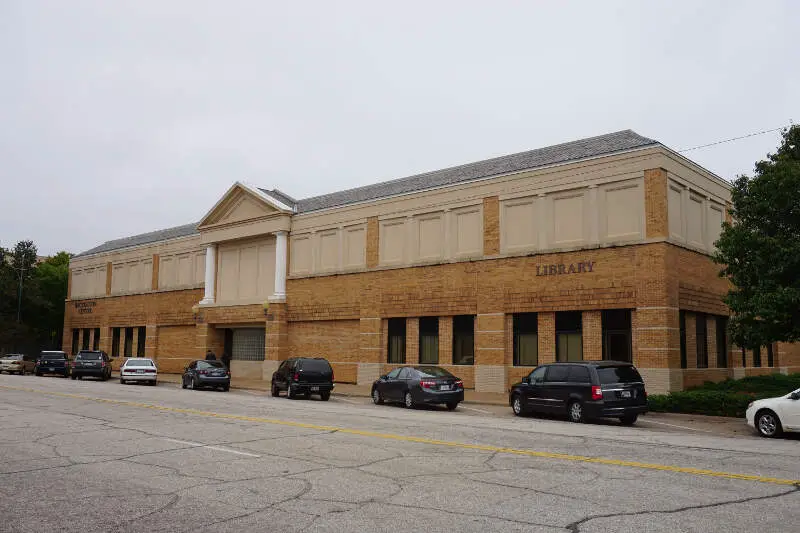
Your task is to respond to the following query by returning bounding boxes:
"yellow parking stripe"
[2,384,798,487]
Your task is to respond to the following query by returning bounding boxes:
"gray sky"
[1,1,797,256]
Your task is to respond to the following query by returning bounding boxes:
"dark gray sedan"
[371,366,464,410]
[182,360,231,391]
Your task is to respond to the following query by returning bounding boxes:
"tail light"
[591,386,603,401]
[455,380,463,389]
[420,380,436,389]
[100,361,106,368]
[293,372,300,381]
[144,369,156,373]
[71,361,77,368]
[226,369,231,376]
[198,370,208,375]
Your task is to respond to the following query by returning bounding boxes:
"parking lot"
[1,373,799,532]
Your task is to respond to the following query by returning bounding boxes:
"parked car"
[71,350,112,381]
[182,360,231,391]
[0,354,36,374]
[119,358,158,385]
[371,366,464,410]
[35,351,70,378]
[509,361,647,425]
[271,357,334,400]
[746,387,800,438]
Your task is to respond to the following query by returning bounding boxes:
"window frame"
[387,318,407,365]
[452,315,475,366]
[418,317,439,365]
[513,313,538,367]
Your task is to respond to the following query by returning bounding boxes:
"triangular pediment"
[198,182,292,229]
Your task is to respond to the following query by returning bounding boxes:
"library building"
[63,130,800,394]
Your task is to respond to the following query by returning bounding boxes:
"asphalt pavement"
[1,373,798,532]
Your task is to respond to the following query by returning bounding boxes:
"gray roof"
[75,130,657,257]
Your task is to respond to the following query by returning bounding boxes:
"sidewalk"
[149,373,509,406]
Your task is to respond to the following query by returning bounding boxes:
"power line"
[678,126,789,153]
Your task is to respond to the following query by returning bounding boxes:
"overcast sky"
[1,1,797,255]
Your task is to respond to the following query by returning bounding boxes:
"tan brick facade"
[644,167,668,238]
[482,196,500,256]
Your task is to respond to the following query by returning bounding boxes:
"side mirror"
[380,374,388,380]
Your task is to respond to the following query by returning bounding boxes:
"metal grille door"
[231,328,266,361]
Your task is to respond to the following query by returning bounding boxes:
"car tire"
[150,380,157,386]
[404,391,415,409]
[222,385,230,392]
[120,378,125,384]
[619,414,638,426]
[568,400,584,423]
[35,372,42,377]
[756,409,782,438]
[182,377,187,389]
[372,388,384,405]
[271,383,279,397]
[512,394,527,417]
[287,384,296,399]
[188,377,195,390]
[446,402,458,411]
[71,375,76,380]
[320,391,331,401]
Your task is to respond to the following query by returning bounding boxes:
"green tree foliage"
[714,125,800,349]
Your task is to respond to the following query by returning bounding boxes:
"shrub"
[648,391,756,418]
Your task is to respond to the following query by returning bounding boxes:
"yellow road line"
[2,384,799,487]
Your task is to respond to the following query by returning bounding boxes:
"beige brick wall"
[685,313,697,369]
[644,167,668,238]
[406,317,419,365]
[538,312,556,364]
[482,196,500,256]
[439,316,453,365]
[582,310,602,360]
[366,216,379,269]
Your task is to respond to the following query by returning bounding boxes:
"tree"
[714,125,800,349]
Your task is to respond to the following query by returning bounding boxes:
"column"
[538,312,556,364]
[271,231,288,301]
[475,312,506,393]
[439,317,453,365]
[200,244,217,304]
[406,318,420,365]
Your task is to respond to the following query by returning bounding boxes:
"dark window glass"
[416,366,453,378]
[386,368,402,379]
[298,359,332,372]
[555,312,582,362]
[137,326,146,357]
[76,352,101,360]
[387,318,406,364]
[753,346,761,367]
[529,366,547,384]
[716,317,728,368]
[41,352,66,360]
[398,368,414,380]
[71,329,80,356]
[545,365,570,382]
[419,317,439,365]
[767,344,774,367]
[197,361,225,369]
[742,347,746,367]
[602,310,632,362]
[82,328,90,350]
[679,311,687,369]
[112,328,120,358]
[568,366,591,383]
[93,328,100,351]
[124,328,133,357]
[597,365,643,384]
[513,313,538,366]
[452,315,475,365]
[696,313,708,368]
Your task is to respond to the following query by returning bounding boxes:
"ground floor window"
[82,328,90,350]
[513,313,538,366]
[602,309,632,362]
[137,326,146,357]
[230,328,266,361]
[556,311,582,362]
[387,318,406,364]
[419,317,439,365]
[679,311,687,369]
[112,328,120,358]
[696,313,708,368]
[93,328,100,351]
[741,347,746,367]
[716,316,728,368]
[452,315,474,365]
[767,343,774,367]
[753,345,761,367]
[71,329,79,355]
[124,327,133,357]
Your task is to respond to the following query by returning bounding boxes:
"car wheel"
[756,409,782,438]
[71,375,76,380]
[446,402,458,411]
[286,384,296,399]
[320,391,331,401]
[182,377,187,389]
[222,385,230,392]
[512,394,527,417]
[188,377,195,390]
[404,391,415,409]
[150,380,157,386]
[35,372,42,377]
[619,414,638,426]
[568,401,584,423]
[120,378,125,384]
[271,383,279,397]
[372,388,384,405]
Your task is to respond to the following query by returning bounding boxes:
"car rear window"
[198,361,224,369]
[5,355,22,360]
[41,353,66,360]
[125,359,154,367]
[597,366,643,384]
[415,366,454,378]
[299,359,331,372]
[76,353,101,360]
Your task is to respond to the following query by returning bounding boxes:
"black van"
[509,361,647,425]
[271,358,334,401]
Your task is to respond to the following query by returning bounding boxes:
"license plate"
[137,369,144,373]
[48,367,54,372]
[440,385,451,391]
[310,386,320,392]
[620,390,631,398]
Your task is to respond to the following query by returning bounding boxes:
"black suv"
[271,358,334,401]
[509,361,647,425]
[35,351,70,378]
[71,350,112,381]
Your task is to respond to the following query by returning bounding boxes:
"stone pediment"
[198,182,293,230]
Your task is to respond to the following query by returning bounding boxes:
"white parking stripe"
[459,406,494,415]
[162,438,261,457]
[642,419,714,433]
[336,397,360,404]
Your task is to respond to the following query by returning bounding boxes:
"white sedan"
[119,358,158,386]
[746,387,800,437]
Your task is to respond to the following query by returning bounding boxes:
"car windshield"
[415,366,454,378]
[41,353,66,360]
[597,366,643,384]
[300,359,331,372]
[198,361,224,369]
[77,353,101,360]
[125,359,154,367]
